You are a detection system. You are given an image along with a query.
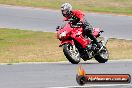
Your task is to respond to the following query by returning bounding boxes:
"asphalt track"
[0,5,132,39]
[0,61,132,88]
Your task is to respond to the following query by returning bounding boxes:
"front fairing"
[56,22,90,48]
[57,23,73,39]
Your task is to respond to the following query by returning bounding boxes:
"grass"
[0,28,65,63]
[107,38,132,60]
[0,0,132,15]
[0,28,132,63]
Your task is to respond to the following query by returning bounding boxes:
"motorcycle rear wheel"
[63,43,81,64]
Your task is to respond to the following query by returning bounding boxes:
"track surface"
[0,61,132,88]
[0,5,132,39]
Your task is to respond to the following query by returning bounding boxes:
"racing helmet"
[61,3,72,17]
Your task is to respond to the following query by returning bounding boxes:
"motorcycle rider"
[61,3,101,50]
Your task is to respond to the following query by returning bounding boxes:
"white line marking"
[60,84,132,88]
[0,59,132,65]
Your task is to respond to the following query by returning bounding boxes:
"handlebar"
[56,19,83,31]
[66,18,74,22]
[70,22,83,28]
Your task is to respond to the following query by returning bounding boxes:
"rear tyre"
[63,43,80,64]
[94,46,109,63]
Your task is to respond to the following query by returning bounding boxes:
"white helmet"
[61,3,72,17]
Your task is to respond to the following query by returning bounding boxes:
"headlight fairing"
[59,31,67,39]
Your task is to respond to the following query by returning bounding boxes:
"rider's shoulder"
[72,10,84,15]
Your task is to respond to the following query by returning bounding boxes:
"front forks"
[73,45,76,51]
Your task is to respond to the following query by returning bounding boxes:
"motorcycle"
[56,20,109,64]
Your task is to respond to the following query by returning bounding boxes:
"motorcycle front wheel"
[94,46,109,63]
[63,43,81,64]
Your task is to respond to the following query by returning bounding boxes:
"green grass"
[0,28,132,63]
[0,0,132,15]
[0,28,65,63]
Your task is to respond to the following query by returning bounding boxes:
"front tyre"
[63,43,81,64]
[95,46,109,63]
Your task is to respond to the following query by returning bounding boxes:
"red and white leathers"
[62,10,101,49]
[63,10,84,22]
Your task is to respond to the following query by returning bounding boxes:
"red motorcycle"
[56,20,109,64]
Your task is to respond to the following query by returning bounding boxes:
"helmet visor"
[62,10,68,15]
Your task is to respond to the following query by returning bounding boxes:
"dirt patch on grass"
[107,38,132,60]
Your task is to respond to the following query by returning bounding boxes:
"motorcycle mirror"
[56,26,60,31]
[100,30,104,33]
